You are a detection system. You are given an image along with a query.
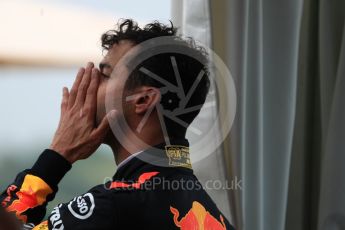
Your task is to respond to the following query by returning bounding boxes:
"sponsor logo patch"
[165,145,192,169]
[68,193,95,220]
[50,204,64,230]
[32,220,48,230]
[109,171,159,189]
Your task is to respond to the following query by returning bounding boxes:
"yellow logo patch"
[165,145,192,169]
[33,220,49,230]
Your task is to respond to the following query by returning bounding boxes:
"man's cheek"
[96,88,106,125]
[96,106,106,125]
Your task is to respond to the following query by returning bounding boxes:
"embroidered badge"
[165,145,192,169]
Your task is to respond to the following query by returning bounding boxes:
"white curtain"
[225,0,303,229]
[171,0,233,224]
[172,0,303,229]
[171,0,345,230]
[317,0,345,229]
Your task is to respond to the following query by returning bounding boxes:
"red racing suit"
[1,139,235,230]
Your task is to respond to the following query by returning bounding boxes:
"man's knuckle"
[70,105,79,113]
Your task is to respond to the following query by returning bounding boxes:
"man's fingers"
[61,87,69,115]
[84,68,100,117]
[75,62,94,106]
[92,110,118,141]
[68,67,85,109]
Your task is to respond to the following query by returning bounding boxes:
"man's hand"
[50,62,116,164]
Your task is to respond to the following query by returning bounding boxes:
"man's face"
[96,40,135,125]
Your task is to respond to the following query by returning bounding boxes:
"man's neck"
[108,133,166,167]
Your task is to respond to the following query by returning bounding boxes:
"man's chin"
[103,131,119,148]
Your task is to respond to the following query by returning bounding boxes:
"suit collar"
[113,138,193,180]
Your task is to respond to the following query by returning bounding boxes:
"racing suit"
[1,139,235,229]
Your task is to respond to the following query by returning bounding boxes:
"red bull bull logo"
[170,201,227,230]
[7,175,53,223]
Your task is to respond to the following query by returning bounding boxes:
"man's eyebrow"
[99,63,112,72]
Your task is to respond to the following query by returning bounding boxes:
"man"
[1,19,235,229]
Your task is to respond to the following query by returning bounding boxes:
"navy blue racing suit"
[1,139,235,230]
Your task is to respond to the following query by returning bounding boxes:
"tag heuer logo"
[165,145,192,169]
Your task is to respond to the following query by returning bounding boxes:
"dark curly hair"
[101,19,177,49]
[101,19,210,138]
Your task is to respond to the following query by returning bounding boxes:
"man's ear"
[132,87,161,115]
